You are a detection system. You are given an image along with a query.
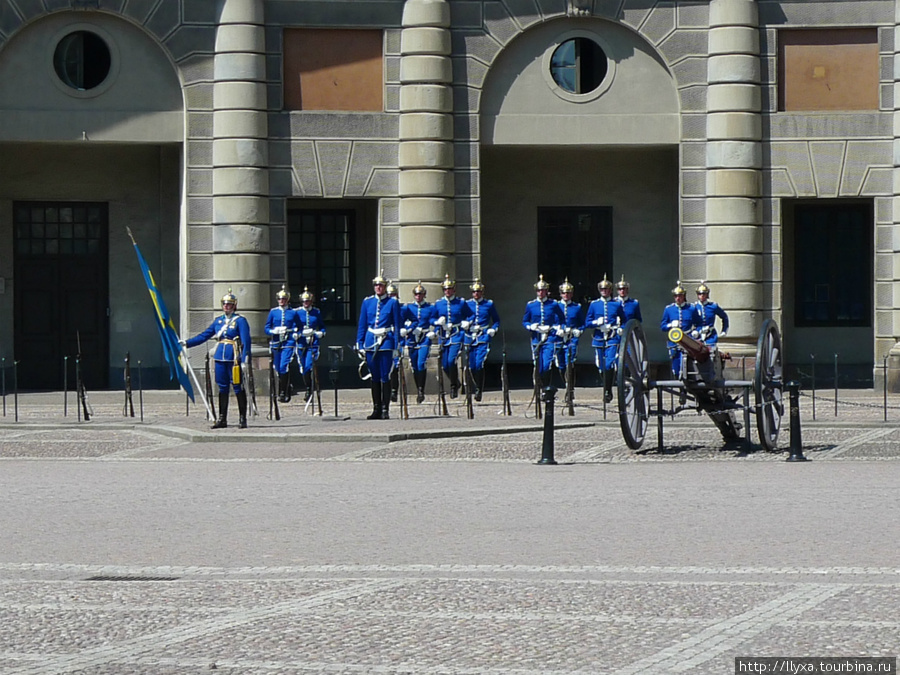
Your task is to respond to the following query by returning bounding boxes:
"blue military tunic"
[619,296,643,324]
[692,300,729,346]
[522,297,566,374]
[431,295,473,372]
[296,306,326,374]
[584,297,624,372]
[186,312,252,393]
[464,297,500,372]
[556,299,585,371]
[402,300,436,372]
[264,305,299,375]
[356,293,402,382]
[660,301,698,377]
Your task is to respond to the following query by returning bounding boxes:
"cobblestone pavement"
[1,388,898,673]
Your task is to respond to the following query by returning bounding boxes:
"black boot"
[236,390,248,428]
[603,370,615,404]
[448,367,460,399]
[472,369,485,402]
[414,370,426,404]
[303,372,313,402]
[367,382,382,419]
[381,381,392,420]
[278,374,290,403]
[211,392,229,429]
[390,370,399,402]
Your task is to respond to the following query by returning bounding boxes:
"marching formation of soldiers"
[181,272,728,428]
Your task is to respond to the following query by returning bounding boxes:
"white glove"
[616,327,623,336]
[461,320,471,330]
[393,349,400,359]
[178,339,186,346]
[691,330,700,339]
[719,331,727,338]
[528,323,538,331]
[272,326,284,335]
[314,331,324,339]
[556,328,566,338]
[572,329,582,338]
[414,326,423,336]
[426,331,436,340]
[539,325,551,334]
[594,317,605,325]
[487,328,496,337]
[668,320,679,328]
[400,328,409,337]
[302,327,313,336]
[435,316,446,326]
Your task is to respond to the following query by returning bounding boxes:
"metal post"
[657,386,664,450]
[786,380,808,462]
[138,360,144,423]
[1,357,5,417]
[537,386,558,465]
[883,355,888,423]
[810,354,816,421]
[743,385,751,451]
[63,356,68,417]
[13,361,19,423]
[833,353,838,417]
[329,346,343,417]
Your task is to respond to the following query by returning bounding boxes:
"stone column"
[705,0,762,353]
[211,0,269,335]
[888,0,900,391]
[398,0,455,297]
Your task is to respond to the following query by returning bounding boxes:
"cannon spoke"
[755,319,784,452]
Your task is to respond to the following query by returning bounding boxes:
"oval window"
[549,37,608,95]
[53,31,111,91]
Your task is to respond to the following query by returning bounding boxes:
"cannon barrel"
[668,327,710,363]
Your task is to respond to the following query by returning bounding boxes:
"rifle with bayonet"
[397,351,409,420]
[501,330,512,416]
[205,352,216,420]
[267,350,280,421]
[462,342,474,419]
[435,330,449,417]
[123,352,134,417]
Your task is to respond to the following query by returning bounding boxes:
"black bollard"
[537,386,558,465]
[786,380,808,462]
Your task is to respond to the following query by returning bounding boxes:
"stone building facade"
[0,0,896,389]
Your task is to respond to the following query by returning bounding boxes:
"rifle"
[564,344,575,417]
[436,330,449,416]
[462,343,474,419]
[500,331,512,416]
[397,352,409,420]
[311,354,322,416]
[76,331,92,421]
[205,352,216,420]
[123,352,134,417]
[245,350,258,417]
[531,339,543,420]
[267,350,280,421]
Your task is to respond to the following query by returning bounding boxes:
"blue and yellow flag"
[128,229,194,401]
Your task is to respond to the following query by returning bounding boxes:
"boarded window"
[283,29,383,111]
[778,29,879,111]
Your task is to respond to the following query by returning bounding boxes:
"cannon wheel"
[754,319,784,452]
[617,319,650,450]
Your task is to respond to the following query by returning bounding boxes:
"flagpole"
[180,347,213,419]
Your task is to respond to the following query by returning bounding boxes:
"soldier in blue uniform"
[401,281,435,404]
[616,275,643,324]
[585,274,624,403]
[692,281,729,347]
[183,289,252,429]
[522,275,566,387]
[296,286,326,402]
[430,274,473,399]
[660,281,699,378]
[463,278,500,402]
[264,285,299,403]
[355,271,402,420]
[556,278,585,394]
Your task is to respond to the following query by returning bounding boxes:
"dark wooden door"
[14,202,109,391]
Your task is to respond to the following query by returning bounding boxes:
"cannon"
[615,318,785,452]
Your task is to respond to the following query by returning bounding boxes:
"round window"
[549,37,608,95]
[53,31,111,91]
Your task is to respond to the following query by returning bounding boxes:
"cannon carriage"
[615,318,785,452]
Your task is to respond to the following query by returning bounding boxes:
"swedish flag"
[128,229,194,401]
